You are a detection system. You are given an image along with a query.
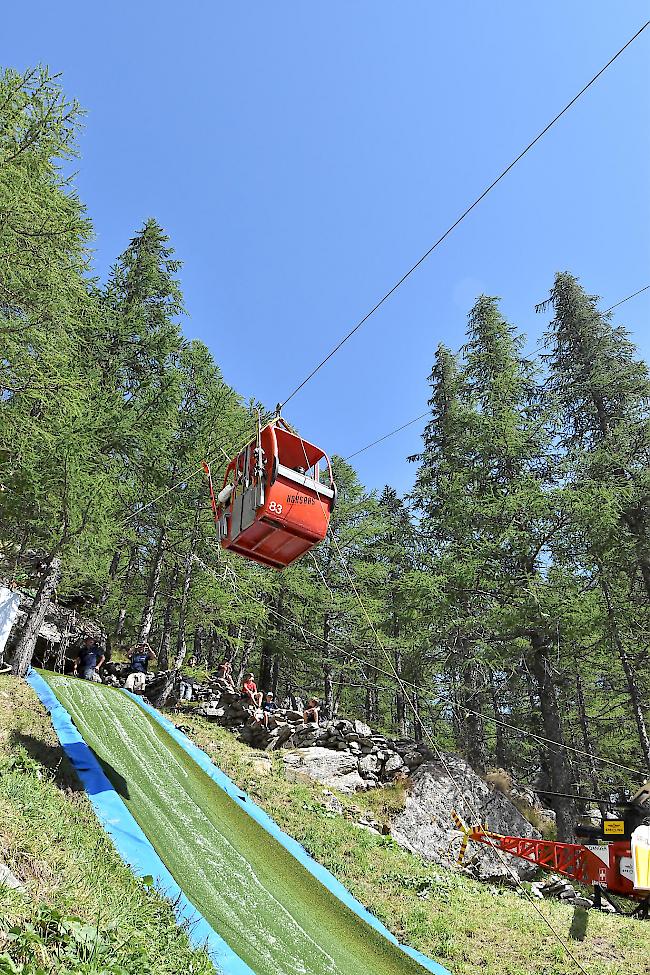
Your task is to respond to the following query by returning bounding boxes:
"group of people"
[224,664,320,728]
[71,635,156,692]
[71,637,322,721]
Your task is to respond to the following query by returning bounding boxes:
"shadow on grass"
[569,905,589,942]
[9,731,130,801]
[10,731,83,793]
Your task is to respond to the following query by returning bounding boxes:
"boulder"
[358,754,380,778]
[273,724,293,747]
[199,706,226,720]
[404,751,425,770]
[280,709,305,723]
[283,747,368,793]
[391,752,540,880]
[383,753,406,776]
[352,719,372,739]
[335,719,354,734]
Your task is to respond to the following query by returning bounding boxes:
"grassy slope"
[2,675,647,975]
[40,674,436,975]
[179,710,649,975]
[0,676,214,975]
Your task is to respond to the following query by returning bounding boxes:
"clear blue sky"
[4,3,649,494]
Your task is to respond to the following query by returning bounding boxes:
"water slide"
[31,673,449,975]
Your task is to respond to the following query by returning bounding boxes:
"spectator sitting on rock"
[303,698,320,724]
[241,672,262,707]
[216,659,234,688]
[125,643,156,693]
[73,636,105,682]
[262,691,277,728]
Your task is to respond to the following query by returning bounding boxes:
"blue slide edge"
[26,670,255,975]
[128,690,451,975]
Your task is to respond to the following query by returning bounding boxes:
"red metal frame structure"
[210,418,336,570]
[452,812,641,901]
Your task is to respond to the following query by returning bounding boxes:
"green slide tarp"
[40,674,446,975]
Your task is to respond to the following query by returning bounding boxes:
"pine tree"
[543,272,650,770]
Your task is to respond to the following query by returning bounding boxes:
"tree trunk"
[461,654,487,775]
[157,564,178,671]
[99,547,122,608]
[617,642,650,769]
[363,656,378,723]
[193,625,205,665]
[207,628,219,669]
[617,509,650,603]
[395,647,406,737]
[322,613,334,718]
[55,609,75,673]
[528,631,576,841]
[12,555,61,677]
[599,571,650,768]
[236,632,255,686]
[258,638,273,693]
[271,656,280,697]
[412,688,423,742]
[489,673,507,770]
[138,527,166,644]
[113,550,138,645]
[574,666,602,803]
[154,500,199,706]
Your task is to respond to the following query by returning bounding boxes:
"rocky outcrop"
[283,747,369,793]
[391,752,541,880]
[191,676,432,788]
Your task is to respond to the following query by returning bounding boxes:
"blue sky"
[4,3,649,495]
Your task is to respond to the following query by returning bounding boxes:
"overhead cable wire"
[343,411,430,461]
[279,21,649,410]
[197,552,644,779]
[319,523,591,975]
[121,412,277,528]
[605,284,650,313]
[340,278,650,465]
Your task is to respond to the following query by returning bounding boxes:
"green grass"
[0,676,214,975]
[41,673,437,975]
[176,710,650,975]
[3,674,648,975]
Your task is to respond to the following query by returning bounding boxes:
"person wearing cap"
[73,635,105,681]
[125,643,156,692]
[262,691,277,728]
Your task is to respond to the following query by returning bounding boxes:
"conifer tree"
[543,272,650,768]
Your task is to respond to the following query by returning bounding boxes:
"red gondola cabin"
[213,419,336,569]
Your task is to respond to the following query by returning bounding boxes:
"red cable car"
[206,419,336,570]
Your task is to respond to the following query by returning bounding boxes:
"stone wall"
[189,675,431,787]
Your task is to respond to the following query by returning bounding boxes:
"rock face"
[283,747,369,793]
[391,752,541,880]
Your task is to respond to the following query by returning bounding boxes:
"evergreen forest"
[2,66,649,843]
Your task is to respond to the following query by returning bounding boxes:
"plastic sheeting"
[128,691,450,975]
[0,586,20,659]
[26,670,255,975]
